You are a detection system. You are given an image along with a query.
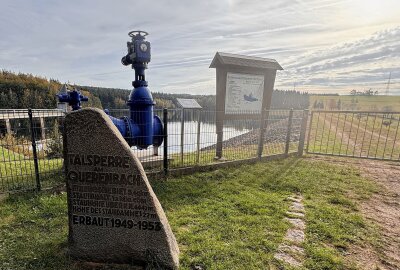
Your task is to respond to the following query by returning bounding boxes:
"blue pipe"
[106,86,163,149]
[57,85,163,149]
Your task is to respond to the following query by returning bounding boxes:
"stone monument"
[63,108,179,269]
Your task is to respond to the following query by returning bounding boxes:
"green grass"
[0,139,297,193]
[0,145,25,160]
[310,95,400,111]
[169,143,298,169]
[0,146,64,192]
[0,157,380,269]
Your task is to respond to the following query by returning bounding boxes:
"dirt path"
[318,115,400,158]
[310,155,400,269]
[323,117,357,150]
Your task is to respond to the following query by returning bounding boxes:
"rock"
[284,218,306,230]
[274,252,302,267]
[277,243,304,255]
[287,196,302,203]
[286,211,305,218]
[63,108,179,269]
[285,228,305,243]
[289,201,305,213]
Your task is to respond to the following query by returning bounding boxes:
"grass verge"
[0,157,379,269]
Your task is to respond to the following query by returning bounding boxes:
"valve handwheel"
[128,30,148,37]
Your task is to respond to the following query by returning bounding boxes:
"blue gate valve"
[57,87,88,111]
[57,31,163,150]
[107,30,163,149]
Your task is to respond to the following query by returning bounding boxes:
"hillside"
[80,85,216,110]
[0,70,309,110]
[0,70,102,109]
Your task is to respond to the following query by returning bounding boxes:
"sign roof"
[209,52,283,70]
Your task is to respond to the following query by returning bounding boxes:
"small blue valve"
[57,86,88,111]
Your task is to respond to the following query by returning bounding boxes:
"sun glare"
[346,0,399,25]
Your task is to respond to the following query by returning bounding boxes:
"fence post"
[196,110,201,164]
[305,111,314,153]
[180,109,185,166]
[163,108,168,176]
[257,110,266,159]
[285,109,294,156]
[298,109,309,156]
[28,108,41,191]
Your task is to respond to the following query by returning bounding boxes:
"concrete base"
[139,154,163,169]
[138,154,173,169]
[214,156,228,162]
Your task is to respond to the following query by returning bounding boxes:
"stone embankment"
[201,119,300,151]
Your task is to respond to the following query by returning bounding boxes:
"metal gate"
[306,110,400,161]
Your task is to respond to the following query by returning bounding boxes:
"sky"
[0,0,399,95]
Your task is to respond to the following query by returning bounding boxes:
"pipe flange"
[122,116,133,145]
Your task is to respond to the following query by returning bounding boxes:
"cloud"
[0,0,399,95]
[277,27,400,94]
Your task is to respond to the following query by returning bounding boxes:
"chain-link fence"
[0,108,307,193]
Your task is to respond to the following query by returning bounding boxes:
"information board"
[224,72,264,114]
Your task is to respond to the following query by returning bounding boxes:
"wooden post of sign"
[257,70,277,158]
[210,52,283,160]
[257,111,266,159]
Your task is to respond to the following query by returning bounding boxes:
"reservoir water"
[132,121,251,156]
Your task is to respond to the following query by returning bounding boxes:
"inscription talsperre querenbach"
[67,153,162,232]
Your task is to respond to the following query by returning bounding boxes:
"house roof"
[176,98,202,109]
[209,52,283,70]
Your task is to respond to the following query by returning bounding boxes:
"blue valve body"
[107,86,163,149]
[57,31,163,149]
[57,90,88,111]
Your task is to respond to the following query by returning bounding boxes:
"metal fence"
[106,109,307,172]
[0,108,307,193]
[306,110,400,160]
[0,109,65,193]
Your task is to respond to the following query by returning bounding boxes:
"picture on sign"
[225,72,264,114]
